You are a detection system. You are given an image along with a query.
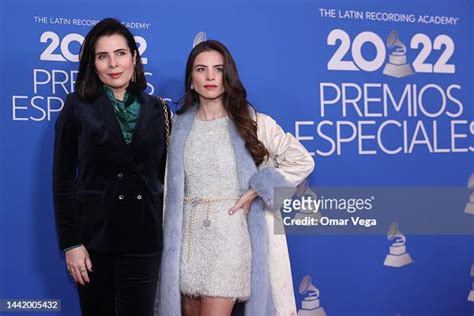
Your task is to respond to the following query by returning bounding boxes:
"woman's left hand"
[229,189,258,216]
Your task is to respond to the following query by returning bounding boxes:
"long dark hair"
[178,40,269,166]
[75,18,146,102]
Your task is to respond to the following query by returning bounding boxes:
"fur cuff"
[249,167,295,210]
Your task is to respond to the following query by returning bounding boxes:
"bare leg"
[182,296,201,316]
[200,297,235,316]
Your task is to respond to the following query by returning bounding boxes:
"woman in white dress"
[157,40,314,316]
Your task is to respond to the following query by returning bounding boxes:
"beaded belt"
[184,196,240,227]
[183,196,239,262]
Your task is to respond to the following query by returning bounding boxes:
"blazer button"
[117,172,124,178]
[118,194,125,200]
[136,195,143,200]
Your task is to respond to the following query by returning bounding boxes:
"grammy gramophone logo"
[293,181,322,221]
[297,275,327,316]
[193,31,207,48]
[464,173,474,215]
[383,31,414,78]
[383,222,413,268]
[467,264,474,302]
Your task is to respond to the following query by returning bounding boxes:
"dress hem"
[181,291,249,303]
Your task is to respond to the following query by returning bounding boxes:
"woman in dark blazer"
[52,18,169,316]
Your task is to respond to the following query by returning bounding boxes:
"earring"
[190,83,194,90]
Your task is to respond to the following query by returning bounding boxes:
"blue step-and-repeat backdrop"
[0,0,473,315]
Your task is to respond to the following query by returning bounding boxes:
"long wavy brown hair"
[177,40,269,166]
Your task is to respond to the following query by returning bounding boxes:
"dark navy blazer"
[53,91,168,253]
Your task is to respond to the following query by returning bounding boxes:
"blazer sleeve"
[249,113,315,210]
[52,95,80,251]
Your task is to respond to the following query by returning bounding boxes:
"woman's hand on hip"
[65,245,93,286]
[229,189,258,216]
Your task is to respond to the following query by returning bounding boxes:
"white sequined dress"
[180,116,251,300]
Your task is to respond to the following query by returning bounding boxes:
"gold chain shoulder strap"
[155,96,170,147]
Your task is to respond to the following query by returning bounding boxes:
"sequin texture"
[180,116,251,300]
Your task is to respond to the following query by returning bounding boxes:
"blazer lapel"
[93,92,128,149]
[127,92,151,150]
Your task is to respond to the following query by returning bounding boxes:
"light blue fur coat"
[154,105,295,315]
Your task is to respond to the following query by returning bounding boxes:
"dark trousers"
[77,250,161,316]
[232,302,245,315]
